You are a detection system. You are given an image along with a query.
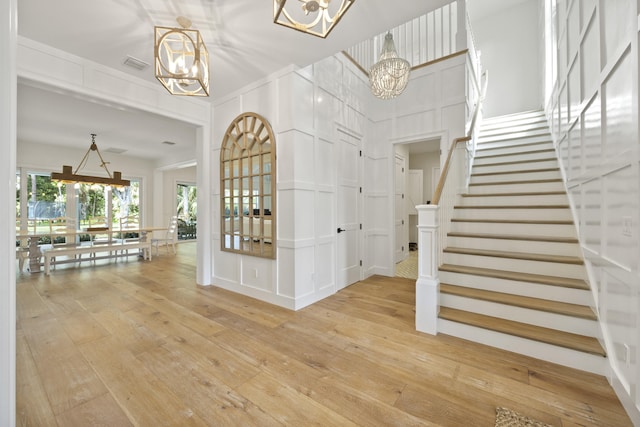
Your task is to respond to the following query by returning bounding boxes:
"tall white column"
[196,122,212,285]
[415,204,439,335]
[0,0,17,424]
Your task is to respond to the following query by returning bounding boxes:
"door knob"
[337,227,345,233]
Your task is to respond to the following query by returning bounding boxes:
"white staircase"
[437,110,606,374]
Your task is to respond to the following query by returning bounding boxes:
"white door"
[394,154,406,263]
[337,130,361,290]
[408,169,423,213]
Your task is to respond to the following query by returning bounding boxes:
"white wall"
[546,0,640,422]
[211,49,468,309]
[211,56,369,310]
[471,0,543,117]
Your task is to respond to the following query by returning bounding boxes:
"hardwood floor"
[16,243,631,426]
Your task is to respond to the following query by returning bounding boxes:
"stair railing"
[415,16,487,335]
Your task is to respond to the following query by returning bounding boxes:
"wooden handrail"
[432,136,470,204]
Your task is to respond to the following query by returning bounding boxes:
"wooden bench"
[43,240,152,275]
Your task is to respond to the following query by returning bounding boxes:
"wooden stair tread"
[447,232,578,243]
[462,191,565,197]
[450,218,573,225]
[440,284,596,320]
[474,158,556,167]
[443,247,583,264]
[469,179,562,186]
[439,264,589,289]
[475,148,555,160]
[472,168,560,177]
[439,307,606,357]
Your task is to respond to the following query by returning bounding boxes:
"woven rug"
[495,407,553,427]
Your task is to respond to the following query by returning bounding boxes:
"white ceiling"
[16,0,508,163]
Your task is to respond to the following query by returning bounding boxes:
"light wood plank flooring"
[16,243,631,426]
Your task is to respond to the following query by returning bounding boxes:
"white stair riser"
[477,133,551,147]
[461,193,568,206]
[470,170,561,184]
[473,159,559,174]
[437,319,606,375]
[480,123,550,138]
[446,236,581,256]
[478,127,550,140]
[474,151,556,164]
[475,141,554,156]
[440,294,598,336]
[449,221,577,237]
[439,270,591,304]
[482,111,547,126]
[442,252,585,278]
[453,207,573,221]
[468,181,564,194]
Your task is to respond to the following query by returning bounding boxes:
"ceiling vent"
[104,147,127,154]
[123,55,149,71]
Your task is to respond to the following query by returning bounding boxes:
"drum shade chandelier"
[273,0,355,38]
[51,134,130,188]
[369,32,411,99]
[154,17,210,96]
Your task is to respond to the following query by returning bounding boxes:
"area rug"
[495,407,553,427]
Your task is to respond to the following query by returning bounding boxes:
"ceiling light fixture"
[154,16,209,96]
[51,134,130,187]
[369,32,411,100]
[273,0,355,38]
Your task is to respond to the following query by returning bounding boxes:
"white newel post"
[415,204,439,335]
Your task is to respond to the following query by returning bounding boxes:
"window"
[177,182,197,240]
[220,112,276,258]
[113,180,140,224]
[16,171,66,244]
[15,169,141,242]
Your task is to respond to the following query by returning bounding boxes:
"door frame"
[335,125,364,291]
[390,131,447,276]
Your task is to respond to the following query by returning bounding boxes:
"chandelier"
[154,17,209,96]
[51,134,130,188]
[369,32,411,100]
[273,0,355,38]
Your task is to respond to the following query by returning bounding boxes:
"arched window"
[220,112,276,258]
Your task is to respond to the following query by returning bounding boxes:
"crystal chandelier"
[154,17,209,96]
[273,0,355,38]
[369,33,411,100]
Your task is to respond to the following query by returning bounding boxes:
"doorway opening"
[393,137,441,280]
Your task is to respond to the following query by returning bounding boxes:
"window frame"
[220,112,276,259]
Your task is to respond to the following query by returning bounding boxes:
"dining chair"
[151,216,178,255]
